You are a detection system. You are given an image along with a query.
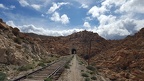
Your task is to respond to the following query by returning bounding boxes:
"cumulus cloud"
[86,0,144,39]
[47,2,70,14]
[31,4,41,10]
[10,5,16,9]
[88,6,107,17]
[19,24,83,36]
[119,0,144,14]
[18,0,42,10]
[80,4,88,9]
[6,21,17,27]
[83,22,91,28]
[0,4,8,9]
[73,0,96,7]
[6,20,83,36]
[19,0,29,7]
[50,12,60,22]
[61,14,70,24]
[94,18,137,39]
[50,12,69,24]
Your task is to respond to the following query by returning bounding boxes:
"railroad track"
[11,55,74,81]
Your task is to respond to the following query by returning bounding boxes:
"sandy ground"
[57,55,84,81]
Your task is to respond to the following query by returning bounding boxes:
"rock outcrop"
[0,20,49,65]
[26,30,109,58]
[90,28,144,81]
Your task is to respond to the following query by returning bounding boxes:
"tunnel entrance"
[71,48,76,54]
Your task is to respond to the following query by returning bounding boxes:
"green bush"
[85,77,90,81]
[81,73,89,77]
[18,64,33,71]
[86,66,95,71]
[91,76,97,80]
[64,64,70,69]
[14,37,21,44]
[44,77,52,81]
[89,71,94,75]
[0,72,6,81]
[38,62,46,67]
[81,70,84,72]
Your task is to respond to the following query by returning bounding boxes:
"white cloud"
[31,4,41,10]
[47,3,59,14]
[0,4,8,9]
[10,5,16,9]
[119,0,144,14]
[41,14,45,17]
[19,24,83,36]
[98,15,116,25]
[47,2,70,14]
[6,21,83,36]
[92,14,144,39]
[73,0,96,7]
[19,0,29,7]
[50,12,69,24]
[88,6,107,18]
[50,12,61,22]
[80,4,88,9]
[83,22,91,28]
[6,21,17,27]
[86,0,144,39]
[18,0,43,10]
[61,14,69,24]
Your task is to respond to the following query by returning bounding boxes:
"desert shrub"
[81,73,89,77]
[85,77,90,81]
[14,37,21,44]
[91,76,97,80]
[89,71,94,75]
[18,64,33,71]
[38,62,46,67]
[0,72,6,81]
[79,61,84,65]
[44,77,52,81]
[81,70,84,72]
[64,64,70,69]
[86,65,95,71]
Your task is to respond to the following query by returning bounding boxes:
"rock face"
[0,19,49,65]
[90,28,144,81]
[26,30,109,58]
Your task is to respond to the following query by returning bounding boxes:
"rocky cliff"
[0,19,57,79]
[26,30,110,58]
[0,19,51,65]
[90,28,144,81]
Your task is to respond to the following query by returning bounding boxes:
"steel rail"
[11,55,73,81]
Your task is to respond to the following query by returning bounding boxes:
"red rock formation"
[90,28,144,81]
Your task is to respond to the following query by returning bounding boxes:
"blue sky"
[0,0,144,39]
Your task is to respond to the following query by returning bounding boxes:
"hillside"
[90,28,144,81]
[0,18,144,80]
[0,19,60,79]
[24,22,144,81]
[26,30,110,57]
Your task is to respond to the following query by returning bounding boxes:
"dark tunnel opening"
[71,48,76,54]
